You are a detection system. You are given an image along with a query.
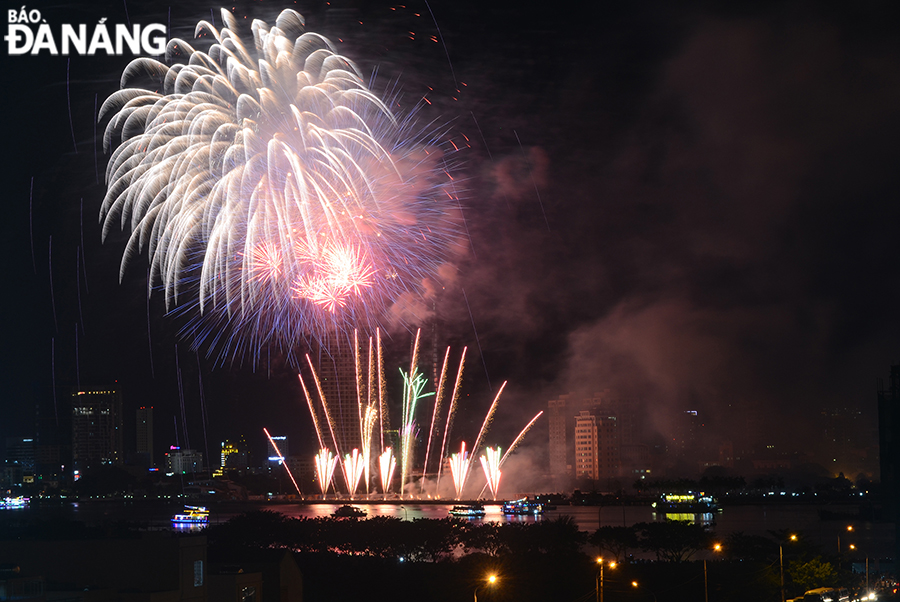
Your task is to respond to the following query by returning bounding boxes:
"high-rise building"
[165,447,203,474]
[310,339,363,456]
[3,437,35,486]
[574,411,598,480]
[71,387,123,473]
[548,390,638,487]
[267,435,289,470]
[136,406,153,467]
[548,394,573,477]
[214,436,249,477]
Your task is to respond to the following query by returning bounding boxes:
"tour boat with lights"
[172,505,209,524]
[0,496,28,509]
[501,497,545,515]
[652,492,719,513]
[449,504,486,518]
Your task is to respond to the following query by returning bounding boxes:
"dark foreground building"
[877,364,900,566]
[0,533,302,601]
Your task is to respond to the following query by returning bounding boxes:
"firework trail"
[353,331,378,494]
[435,347,466,491]
[265,428,301,496]
[459,381,506,495]
[422,345,451,490]
[342,448,366,498]
[99,8,461,363]
[476,411,544,499]
[379,447,396,498]
[398,365,434,496]
[298,373,326,450]
[449,441,470,500]
[305,354,343,466]
[479,446,502,501]
[315,448,337,496]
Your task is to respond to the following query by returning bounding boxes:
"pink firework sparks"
[293,241,375,312]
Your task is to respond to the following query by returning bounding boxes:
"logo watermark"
[5,6,166,55]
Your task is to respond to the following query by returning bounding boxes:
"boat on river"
[652,492,718,513]
[0,496,29,509]
[332,505,367,518]
[449,504,486,518]
[172,505,209,524]
[501,498,545,515]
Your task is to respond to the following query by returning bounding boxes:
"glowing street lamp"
[596,558,617,602]
[474,574,497,602]
[631,580,658,602]
[705,543,723,602]
[780,534,798,602]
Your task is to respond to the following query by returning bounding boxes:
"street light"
[780,534,798,602]
[705,543,723,602]
[474,574,497,602]
[848,542,871,596]
[596,557,617,602]
[631,580,658,602]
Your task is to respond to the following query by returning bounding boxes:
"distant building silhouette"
[136,405,153,467]
[3,437,35,486]
[548,391,644,490]
[165,447,203,474]
[215,436,249,476]
[70,386,123,475]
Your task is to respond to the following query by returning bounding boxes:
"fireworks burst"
[315,448,337,496]
[99,8,461,362]
[379,447,396,496]
[479,446,502,501]
[449,441,470,500]
[342,448,366,498]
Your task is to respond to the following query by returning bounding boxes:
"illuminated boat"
[449,504,486,517]
[172,505,209,524]
[501,497,545,515]
[651,492,718,513]
[332,505,367,518]
[0,496,29,509]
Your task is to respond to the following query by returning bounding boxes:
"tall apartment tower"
[136,406,153,467]
[310,338,363,456]
[548,391,639,487]
[71,387,124,473]
[574,411,599,480]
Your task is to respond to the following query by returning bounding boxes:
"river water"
[3,500,893,559]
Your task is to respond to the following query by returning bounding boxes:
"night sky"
[2,0,899,480]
